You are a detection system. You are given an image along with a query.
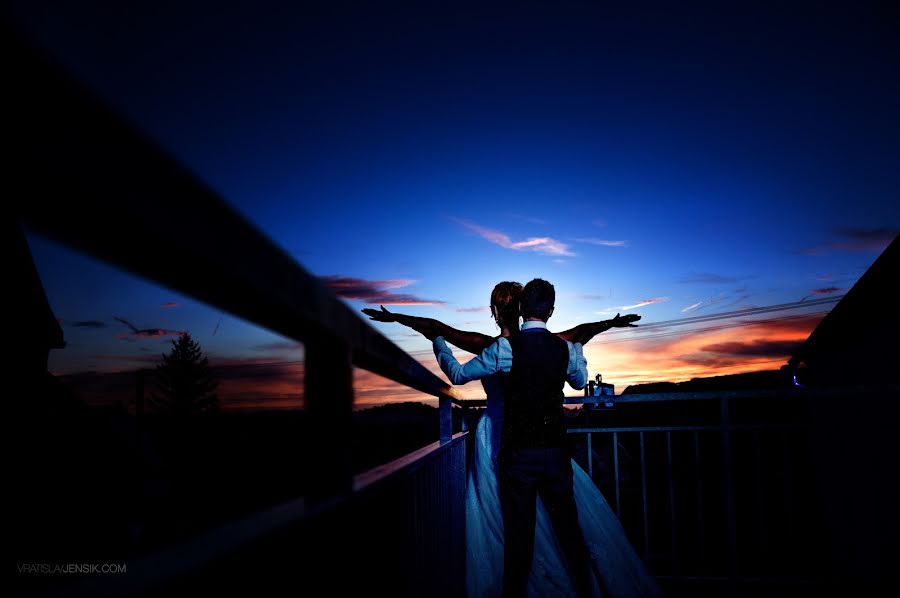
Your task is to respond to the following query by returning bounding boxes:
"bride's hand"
[362,305,398,323]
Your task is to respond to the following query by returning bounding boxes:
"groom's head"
[520,278,555,322]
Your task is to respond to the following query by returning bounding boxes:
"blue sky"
[12,1,898,406]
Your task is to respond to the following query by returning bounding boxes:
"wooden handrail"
[8,29,460,405]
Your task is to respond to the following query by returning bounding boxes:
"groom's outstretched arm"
[556,313,640,345]
[433,336,511,385]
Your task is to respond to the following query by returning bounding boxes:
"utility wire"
[591,311,830,345]
[597,295,842,336]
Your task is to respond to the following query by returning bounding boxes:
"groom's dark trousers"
[499,446,592,597]
[499,328,593,598]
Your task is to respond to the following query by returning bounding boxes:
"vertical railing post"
[613,431,621,517]
[306,334,354,499]
[134,368,145,448]
[666,431,678,576]
[439,395,452,443]
[587,432,593,479]
[640,431,650,558]
[694,431,705,562]
[721,397,738,592]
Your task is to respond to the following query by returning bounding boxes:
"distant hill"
[622,367,793,394]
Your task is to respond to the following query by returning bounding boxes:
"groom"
[432,278,593,597]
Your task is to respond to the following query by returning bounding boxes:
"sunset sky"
[11,2,898,409]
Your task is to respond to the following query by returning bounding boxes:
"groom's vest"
[502,328,570,449]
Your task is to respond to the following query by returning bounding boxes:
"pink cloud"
[114,317,186,340]
[620,297,670,309]
[320,276,445,305]
[799,228,896,255]
[809,286,844,296]
[452,218,575,257]
[681,301,703,313]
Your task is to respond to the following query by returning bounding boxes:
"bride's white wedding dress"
[465,375,664,597]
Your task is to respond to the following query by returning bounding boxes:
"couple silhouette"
[365,278,662,598]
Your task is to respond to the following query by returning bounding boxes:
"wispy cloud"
[809,286,844,296]
[799,228,897,255]
[161,302,178,308]
[456,306,489,313]
[320,276,445,305]
[681,301,703,313]
[451,218,574,257]
[67,320,109,329]
[113,317,186,339]
[680,289,755,314]
[801,286,845,301]
[572,238,629,247]
[620,297,670,310]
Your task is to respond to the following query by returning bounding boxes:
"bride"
[364,282,662,597]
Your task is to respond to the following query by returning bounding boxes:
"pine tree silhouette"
[152,333,219,415]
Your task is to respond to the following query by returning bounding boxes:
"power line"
[598,295,842,336]
[591,311,829,345]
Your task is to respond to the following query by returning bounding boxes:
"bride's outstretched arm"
[556,313,641,345]
[363,305,495,354]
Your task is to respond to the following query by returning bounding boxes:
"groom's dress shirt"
[433,320,588,390]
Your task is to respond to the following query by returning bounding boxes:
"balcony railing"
[10,29,466,597]
[12,23,895,598]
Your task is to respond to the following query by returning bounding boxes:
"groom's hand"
[612,313,640,327]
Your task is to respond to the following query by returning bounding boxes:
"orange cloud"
[582,313,824,390]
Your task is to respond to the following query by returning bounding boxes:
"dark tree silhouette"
[152,333,219,414]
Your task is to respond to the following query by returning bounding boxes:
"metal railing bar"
[754,430,767,564]
[666,430,678,576]
[568,424,806,434]
[587,431,593,479]
[721,398,739,590]
[640,431,650,558]
[613,431,621,517]
[693,430,705,562]
[782,430,795,549]
[353,432,467,493]
[61,435,466,597]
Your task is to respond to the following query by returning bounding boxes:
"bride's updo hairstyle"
[490,281,523,329]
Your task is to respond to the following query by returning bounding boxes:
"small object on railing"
[585,372,615,408]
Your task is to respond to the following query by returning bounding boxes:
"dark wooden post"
[439,396,452,443]
[305,334,354,499]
